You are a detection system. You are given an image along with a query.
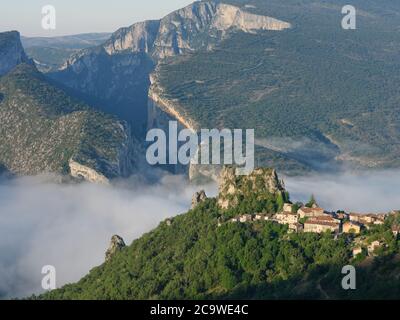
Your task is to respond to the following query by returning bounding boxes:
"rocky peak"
[217,166,286,209]
[191,190,207,209]
[151,1,291,59]
[62,1,291,64]
[103,20,160,55]
[0,31,33,76]
[105,235,126,261]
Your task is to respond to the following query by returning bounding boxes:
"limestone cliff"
[152,2,291,59]
[0,31,139,183]
[51,1,291,132]
[69,160,110,184]
[47,2,292,180]
[0,31,33,76]
[62,1,291,62]
[105,235,126,261]
[191,190,207,209]
[148,72,198,130]
[217,166,286,210]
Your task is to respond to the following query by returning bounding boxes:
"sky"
[0,0,195,37]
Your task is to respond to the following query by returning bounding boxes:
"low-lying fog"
[1,169,400,298]
[0,173,216,299]
[285,170,400,213]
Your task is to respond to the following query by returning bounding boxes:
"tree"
[276,193,285,212]
[305,194,317,208]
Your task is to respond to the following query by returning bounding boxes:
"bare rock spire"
[191,190,207,209]
[105,235,126,261]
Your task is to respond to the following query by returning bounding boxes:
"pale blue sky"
[0,0,196,37]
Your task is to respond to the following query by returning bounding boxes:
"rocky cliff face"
[0,31,139,183]
[217,166,286,209]
[148,73,198,130]
[105,235,126,261]
[0,31,33,76]
[52,47,154,133]
[45,2,292,180]
[62,2,290,62]
[191,190,207,209]
[102,21,160,56]
[151,2,290,59]
[50,1,290,133]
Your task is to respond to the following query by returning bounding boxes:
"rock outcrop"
[105,235,126,261]
[151,2,291,59]
[102,21,160,56]
[0,31,33,76]
[217,166,286,210]
[62,2,291,62]
[191,190,207,209]
[69,160,110,185]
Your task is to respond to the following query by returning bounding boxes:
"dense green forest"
[39,196,400,300]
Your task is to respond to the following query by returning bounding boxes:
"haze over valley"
[1,0,400,300]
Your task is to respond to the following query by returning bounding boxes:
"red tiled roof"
[305,220,338,227]
[300,207,324,213]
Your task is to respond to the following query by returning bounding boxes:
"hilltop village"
[225,203,400,258]
[190,167,400,260]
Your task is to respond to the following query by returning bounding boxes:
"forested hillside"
[153,0,400,171]
[39,168,400,300]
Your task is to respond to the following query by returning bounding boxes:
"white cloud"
[285,170,400,213]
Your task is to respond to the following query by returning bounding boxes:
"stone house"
[264,213,274,221]
[275,212,299,225]
[335,212,349,220]
[309,215,341,224]
[367,240,382,256]
[283,203,294,213]
[288,223,303,233]
[350,213,386,225]
[304,220,340,233]
[298,207,326,218]
[392,225,400,238]
[352,247,363,257]
[239,214,253,223]
[343,221,362,234]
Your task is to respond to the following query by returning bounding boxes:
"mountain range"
[0,31,138,182]
[21,33,111,72]
[2,0,400,181]
[1,0,400,301]
[46,0,400,180]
